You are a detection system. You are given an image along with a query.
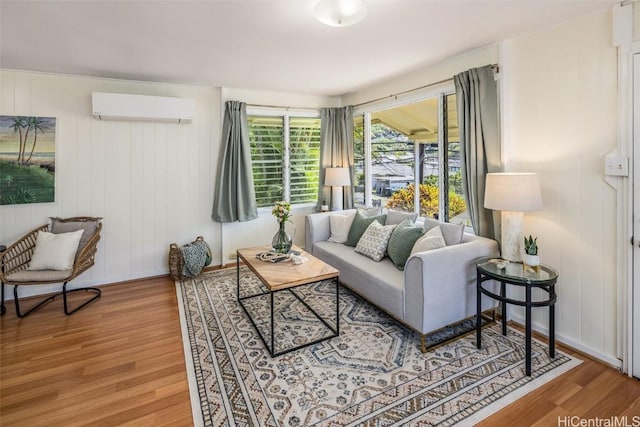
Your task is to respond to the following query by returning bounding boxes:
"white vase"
[523,254,540,267]
[522,254,541,273]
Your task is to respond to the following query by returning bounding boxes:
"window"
[289,117,321,204]
[248,114,320,208]
[371,118,414,210]
[355,91,468,224]
[353,115,365,206]
[445,94,468,226]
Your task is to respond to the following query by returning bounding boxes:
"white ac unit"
[92,92,194,123]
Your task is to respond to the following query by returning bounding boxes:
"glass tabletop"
[476,257,558,285]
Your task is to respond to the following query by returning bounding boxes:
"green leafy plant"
[524,235,538,256]
[385,183,466,218]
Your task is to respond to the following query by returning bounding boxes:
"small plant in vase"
[523,235,540,272]
[271,200,293,254]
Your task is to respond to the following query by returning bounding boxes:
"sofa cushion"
[387,218,425,270]
[423,217,464,246]
[411,226,446,254]
[345,211,387,247]
[385,210,418,225]
[359,207,382,217]
[327,212,356,244]
[354,220,396,262]
[312,241,405,320]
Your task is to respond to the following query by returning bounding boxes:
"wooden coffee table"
[236,245,340,357]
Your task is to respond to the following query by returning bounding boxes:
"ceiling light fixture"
[313,0,367,27]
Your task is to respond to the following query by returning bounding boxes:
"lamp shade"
[484,173,543,212]
[325,167,351,186]
[313,0,367,27]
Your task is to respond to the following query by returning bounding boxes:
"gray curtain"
[454,65,501,239]
[211,101,258,222]
[317,106,355,210]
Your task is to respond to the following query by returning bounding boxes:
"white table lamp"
[325,167,351,211]
[484,173,543,262]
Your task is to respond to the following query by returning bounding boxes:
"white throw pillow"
[424,224,445,239]
[385,210,418,226]
[28,229,85,271]
[358,207,382,217]
[422,217,464,246]
[411,226,446,255]
[328,212,356,244]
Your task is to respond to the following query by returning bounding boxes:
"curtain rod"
[244,63,499,111]
[245,103,320,111]
[352,63,499,108]
[621,0,638,5]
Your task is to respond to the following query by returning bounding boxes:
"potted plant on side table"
[523,235,541,273]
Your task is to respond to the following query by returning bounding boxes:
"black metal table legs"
[476,268,557,377]
[237,260,340,357]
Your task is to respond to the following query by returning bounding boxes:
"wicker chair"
[0,217,102,317]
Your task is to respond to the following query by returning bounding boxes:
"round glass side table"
[475,257,559,376]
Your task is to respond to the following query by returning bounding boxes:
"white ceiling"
[0,0,618,96]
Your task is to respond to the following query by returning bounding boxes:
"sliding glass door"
[354,92,468,226]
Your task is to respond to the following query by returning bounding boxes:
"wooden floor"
[1,274,639,426]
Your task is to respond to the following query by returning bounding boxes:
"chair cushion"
[6,269,73,283]
[50,217,101,251]
[27,229,84,271]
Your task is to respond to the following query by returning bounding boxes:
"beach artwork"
[0,115,56,205]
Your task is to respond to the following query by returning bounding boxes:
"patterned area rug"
[176,267,581,426]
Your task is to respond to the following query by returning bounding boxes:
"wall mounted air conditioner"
[92,92,194,123]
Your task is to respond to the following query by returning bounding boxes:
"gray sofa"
[305,210,500,351]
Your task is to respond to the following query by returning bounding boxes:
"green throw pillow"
[345,211,387,247]
[387,218,426,270]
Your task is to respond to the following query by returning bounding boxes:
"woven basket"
[168,236,205,281]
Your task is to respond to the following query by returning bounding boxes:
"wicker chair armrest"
[70,223,102,279]
[0,224,48,279]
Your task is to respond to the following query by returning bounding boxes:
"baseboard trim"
[509,314,622,369]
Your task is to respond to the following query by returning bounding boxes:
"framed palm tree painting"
[0,115,56,205]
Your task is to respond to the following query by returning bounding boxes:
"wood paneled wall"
[500,11,619,365]
[0,70,222,298]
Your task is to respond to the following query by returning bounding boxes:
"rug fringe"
[175,280,205,427]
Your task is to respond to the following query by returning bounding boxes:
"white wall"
[634,2,640,41]
[0,70,221,298]
[501,10,619,364]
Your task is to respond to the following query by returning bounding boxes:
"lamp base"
[501,211,523,262]
[331,186,343,211]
